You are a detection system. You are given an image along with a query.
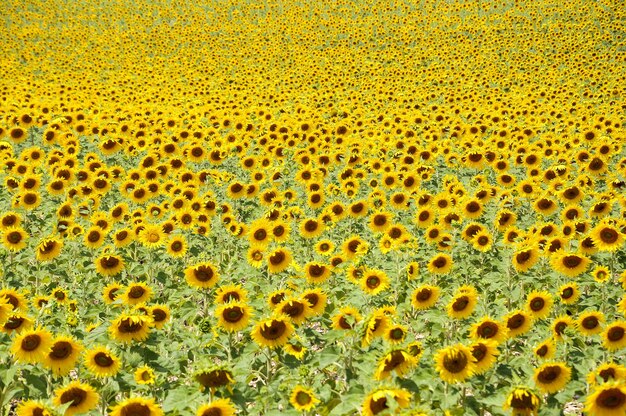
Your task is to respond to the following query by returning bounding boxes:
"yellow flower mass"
[0,0,625,413]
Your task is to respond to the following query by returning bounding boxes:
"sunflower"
[185,262,219,289]
[166,235,188,257]
[110,397,164,416]
[84,226,106,249]
[362,387,411,416]
[44,335,83,376]
[304,262,331,283]
[284,342,307,360]
[533,362,571,394]
[427,253,453,275]
[434,344,476,383]
[411,285,440,310]
[134,365,156,385]
[35,236,63,261]
[53,381,99,416]
[551,251,591,277]
[341,235,368,259]
[0,211,21,231]
[108,314,152,343]
[472,231,494,252]
[385,324,408,344]
[369,211,393,233]
[526,291,553,320]
[11,327,53,364]
[447,286,478,320]
[194,367,235,392]
[301,288,327,316]
[215,301,252,332]
[95,254,125,276]
[587,363,626,386]
[16,401,53,416]
[534,338,556,360]
[361,310,391,347]
[267,247,292,274]
[503,387,540,416]
[589,223,624,252]
[122,283,152,306]
[314,239,335,256]
[247,245,265,268]
[102,283,123,305]
[470,317,508,344]
[251,316,294,348]
[113,228,134,247]
[289,386,320,411]
[2,313,34,334]
[360,269,390,296]
[558,282,580,304]
[215,285,248,304]
[196,399,236,416]
[331,306,362,330]
[470,339,499,374]
[511,245,540,273]
[299,217,324,239]
[584,381,626,416]
[84,346,121,378]
[0,289,27,311]
[374,348,417,380]
[499,311,527,340]
[578,311,605,336]
[138,224,165,249]
[551,315,574,341]
[1,226,28,251]
[149,305,170,330]
[602,321,626,351]
[248,218,272,246]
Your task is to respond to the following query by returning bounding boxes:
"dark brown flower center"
[60,387,86,407]
[94,352,114,367]
[260,320,287,340]
[596,388,626,409]
[49,341,72,360]
[21,334,42,351]
[607,326,625,342]
[443,350,468,373]
[537,365,561,383]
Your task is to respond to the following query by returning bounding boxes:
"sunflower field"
[0,0,625,415]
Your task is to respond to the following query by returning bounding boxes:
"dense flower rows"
[0,0,625,415]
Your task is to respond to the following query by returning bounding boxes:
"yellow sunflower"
[267,247,293,274]
[215,301,252,332]
[427,253,453,275]
[83,346,121,378]
[134,365,156,385]
[578,311,605,336]
[447,286,478,320]
[289,386,320,411]
[44,335,83,376]
[526,291,553,320]
[122,283,152,306]
[505,310,533,338]
[139,224,165,249]
[11,327,53,364]
[503,387,540,416]
[16,401,53,416]
[584,382,626,416]
[185,262,219,289]
[589,222,624,252]
[110,397,164,416]
[551,251,591,277]
[108,314,152,344]
[1,226,28,251]
[374,348,418,380]
[602,321,626,351]
[533,362,571,394]
[35,236,63,262]
[251,316,294,348]
[470,339,499,375]
[196,399,236,416]
[434,344,476,383]
[362,387,411,416]
[95,254,125,276]
[53,381,99,416]
[470,317,509,344]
